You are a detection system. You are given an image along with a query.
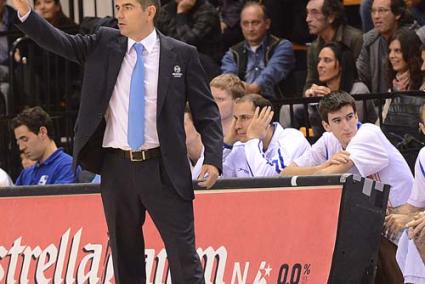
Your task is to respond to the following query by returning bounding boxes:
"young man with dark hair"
[223,93,310,177]
[11,106,78,185]
[282,91,413,282]
[282,91,413,209]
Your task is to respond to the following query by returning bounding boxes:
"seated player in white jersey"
[222,94,311,177]
[386,103,425,239]
[281,91,413,209]
[393,103,425,284]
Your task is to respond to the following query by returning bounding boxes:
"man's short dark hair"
[322,0,347,29]
[137,0,161,23]
[236,93,273,110]
[319,91,357,123]
[10,106,55,139]
[241,1,270,20]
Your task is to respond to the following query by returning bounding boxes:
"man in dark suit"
[12,0,223,283]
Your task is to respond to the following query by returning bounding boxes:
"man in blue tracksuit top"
[11,106,79,185]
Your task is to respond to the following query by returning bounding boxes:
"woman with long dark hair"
[384,27,425,142]
[282,42,376,136]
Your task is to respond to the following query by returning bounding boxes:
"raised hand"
[12,0,31,17]
[223,118,238,146]
[246,106,274,140]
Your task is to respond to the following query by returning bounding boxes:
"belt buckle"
[130,150,146,162]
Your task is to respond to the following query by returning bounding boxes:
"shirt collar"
[127,29,158,54]
[36,148,64,167]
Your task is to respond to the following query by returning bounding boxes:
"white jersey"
[295,123,413,207]
[189,147,204,180]
[407,147,425,208]
[396,230,425,283]
[0,168,12,187]
[223,123,311,177]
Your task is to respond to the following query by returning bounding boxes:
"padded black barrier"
[0,174,390,283]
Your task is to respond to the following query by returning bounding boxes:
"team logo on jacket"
[172,65,183,78]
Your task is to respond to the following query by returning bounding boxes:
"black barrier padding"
[328,175,390,284]
[0,175,346,197]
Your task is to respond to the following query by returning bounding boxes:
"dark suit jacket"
[17,12,223,200]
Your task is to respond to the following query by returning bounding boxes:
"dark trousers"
[100,151,205,284]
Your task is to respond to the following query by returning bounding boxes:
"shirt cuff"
[18,9,31,22]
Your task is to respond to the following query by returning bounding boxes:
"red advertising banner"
[0,185,342,284]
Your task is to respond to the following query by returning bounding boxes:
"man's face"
[211,87,234,122]
[115,0,155,41]
[389,39,408,73]
[240,5,270,46]
[371,0,399,37]
[322,105,359,147]
[233,101,256,142]
[34,0,61,22]
[306,0,329,36]
[14,125,47,162]
[317,47,341,84]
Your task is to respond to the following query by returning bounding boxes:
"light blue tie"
[128,43,145,150]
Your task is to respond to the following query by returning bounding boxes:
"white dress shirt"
[103,29,160,150]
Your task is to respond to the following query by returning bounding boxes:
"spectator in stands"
[221,1,295,100]
[357,0,416,94]
[10,106,79,185]
[383,27,425,141]
[210,74,246,137]
[0,168,13,187]
[281,91,413,284]
[263,0,312,45]
[156,0,222,80]
[34,0,77,30]
[421,43,425,90]
[304,0,363,94]
[360,0,374,32]
[184,105,204,179]
[283,42,376,135]
[386,102,425,241]
[393,102,425,284]
[0,1,18,109]
[210,0,245,50]
[14,0,79,109]
[222,94,310,177]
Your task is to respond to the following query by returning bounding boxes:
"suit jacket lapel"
[157,32,176,116]
[105,36,127,103]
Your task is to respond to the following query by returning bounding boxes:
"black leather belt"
[107,147,161,162]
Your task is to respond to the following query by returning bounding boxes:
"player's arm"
[281,162,329,176]
[315,160,354,175]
